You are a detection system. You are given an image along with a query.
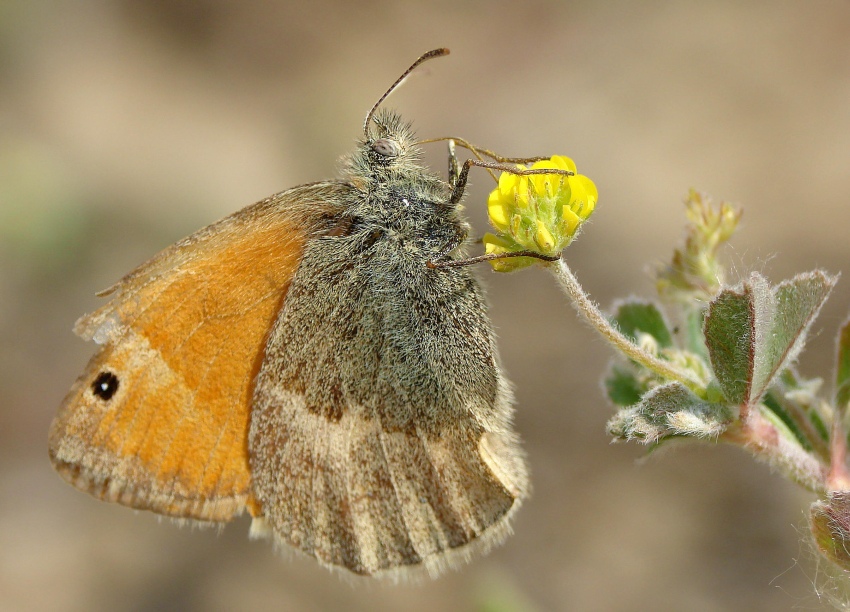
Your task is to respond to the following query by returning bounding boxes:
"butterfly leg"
[449,159,573,205]
[448,139,460,188]
[426,226,468,269]
[429,250,560,270]
[426,224,560,271]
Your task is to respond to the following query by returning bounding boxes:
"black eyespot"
[92,371,119,401]
[371,138,400,158]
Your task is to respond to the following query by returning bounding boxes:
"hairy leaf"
[607,381,733,443]
[611,300,673,347]
[704,271,836,407]
[758,271,837,399]
[605,364,644,406]
[703,275,764,404]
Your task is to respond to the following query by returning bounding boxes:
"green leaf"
[683,306,709,360]
[605,364,643,406]
[759,271,837,399]
[611,300,673,347]
[703,275,765,405]
[809,407,830,442]
[607,381,733,443]
[704,271,836,407]
[836,317,850,411]
[761,390,812,451]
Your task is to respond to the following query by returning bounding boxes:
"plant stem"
[829,411,850,491]
[547,258,707,395]
[722,411,827,493]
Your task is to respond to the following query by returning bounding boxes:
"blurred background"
[3,1,850,610]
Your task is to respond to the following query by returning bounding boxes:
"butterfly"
[49,48,534,579]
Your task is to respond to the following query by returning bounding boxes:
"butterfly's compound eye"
[371,138,400,158]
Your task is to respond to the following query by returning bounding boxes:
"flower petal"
[487,189,510,231]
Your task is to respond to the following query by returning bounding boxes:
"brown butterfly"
[49,49,533,579]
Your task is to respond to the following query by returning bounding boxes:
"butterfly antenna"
[363,48,450,139]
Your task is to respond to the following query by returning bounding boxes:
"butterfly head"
[345,48,447,186]
[364,108,419,169]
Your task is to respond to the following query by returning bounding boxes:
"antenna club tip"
[420,48,450,62]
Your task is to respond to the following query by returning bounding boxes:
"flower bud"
[810,491,850,572]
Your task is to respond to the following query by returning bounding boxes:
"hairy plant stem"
[547,258,706,396]
[722,411,827,493]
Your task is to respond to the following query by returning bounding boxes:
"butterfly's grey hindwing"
[248,110,528,577]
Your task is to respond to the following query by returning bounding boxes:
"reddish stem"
[723,408,828,493]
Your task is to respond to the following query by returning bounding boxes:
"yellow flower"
[485,155,597,271]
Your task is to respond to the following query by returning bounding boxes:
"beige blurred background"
[3,1,850,610]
